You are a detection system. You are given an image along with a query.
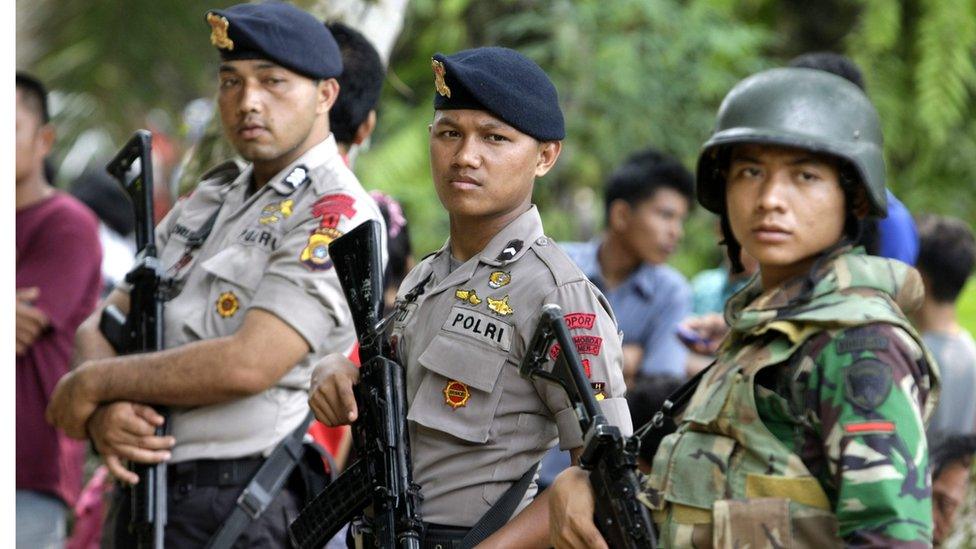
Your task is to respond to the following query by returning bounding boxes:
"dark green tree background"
[18,0,976,276]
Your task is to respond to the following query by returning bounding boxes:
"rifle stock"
[290,220,423,549]
[99,130,168,549]
[520,304,657,549]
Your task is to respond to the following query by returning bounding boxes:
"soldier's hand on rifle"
[46,364,100,439]
[87,402,176,484]
[548,466,608,549]
[308,353,360,426]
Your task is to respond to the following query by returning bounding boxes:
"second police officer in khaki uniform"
[309,47,632,547]
[47,3,385,546]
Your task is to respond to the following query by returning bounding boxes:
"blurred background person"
[914,214,976,436]
[16,70,102,549]
[560,148,694,384]
[928,433,976,546]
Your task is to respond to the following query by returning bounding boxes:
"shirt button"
[535,236,549,246]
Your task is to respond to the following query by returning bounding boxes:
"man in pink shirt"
[16,71,102,548]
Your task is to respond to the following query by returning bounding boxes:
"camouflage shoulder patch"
[844,358,893,410]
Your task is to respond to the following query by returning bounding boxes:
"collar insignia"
[207,13,234,50]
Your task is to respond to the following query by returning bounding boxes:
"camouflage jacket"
[640,248,941,548]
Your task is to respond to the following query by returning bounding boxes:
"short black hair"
[326,21,384,147]
[788,51,866,91]
[16,71,50,124]
[603,148,694,223]
[916,214,976,303]
[929,433,976,480]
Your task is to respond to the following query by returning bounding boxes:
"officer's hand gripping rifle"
[97,129,168,549]
[519,304,656,549]
[289,220,423,549]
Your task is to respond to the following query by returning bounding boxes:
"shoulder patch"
[844,359,893,410]
[837,335,889,354]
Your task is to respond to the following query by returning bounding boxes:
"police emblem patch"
[443,380,469,408]
[216,291,239,318]
[207,13,234,50]
[844,359,893,410]
[431,59,451,98]
[487,271,511,289]
[300,228,343,271]
[486,295,514,316]
[259,199,294,225]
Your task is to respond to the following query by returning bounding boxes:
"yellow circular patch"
[443,380,470,409]
[216,291,239,318]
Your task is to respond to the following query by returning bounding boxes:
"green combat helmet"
[696,67,887,217]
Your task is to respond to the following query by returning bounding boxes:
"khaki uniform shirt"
[138,136,383,463]
[390,206,631,527]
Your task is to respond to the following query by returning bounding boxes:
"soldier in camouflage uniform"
[548,68,941,548]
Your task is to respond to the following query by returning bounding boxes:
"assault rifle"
[289,220,423,549]
[98,130,168,549]
[519,304,657,549]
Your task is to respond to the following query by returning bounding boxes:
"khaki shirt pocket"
[194,245,271,334]
[407,332,509,444]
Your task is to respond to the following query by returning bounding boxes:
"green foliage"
[358,0,772,266]
[848,0,976,224]
[21,0,976,277]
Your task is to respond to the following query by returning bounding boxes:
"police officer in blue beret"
[48,2,387,547]
[310,46,631,547]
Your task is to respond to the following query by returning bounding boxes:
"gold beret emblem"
[207,13,234,50]
[431,59,451,98]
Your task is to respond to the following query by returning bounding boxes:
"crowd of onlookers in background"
[16,41,976,548]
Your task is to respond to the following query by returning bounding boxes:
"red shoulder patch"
[312,194,357,229]
[564,312,596,330]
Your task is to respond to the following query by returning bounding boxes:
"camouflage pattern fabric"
[640,247,940,548]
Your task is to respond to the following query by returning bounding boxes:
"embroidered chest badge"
[259,199,294,225]
[487,271,511,289]
[443,380,470,409]
[207,13,234,50]
[486,295,514,316]
[454,288,482,306]
[216,291,239,318]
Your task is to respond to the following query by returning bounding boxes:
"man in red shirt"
[16,71,103,548]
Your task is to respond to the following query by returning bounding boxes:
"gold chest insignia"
[454,288,482,306]
[487,295,514,316]
[431,59,451,98]
[216,291,239,318]
[207,13,234,50]
[487,271,511,289]
[259,199,294,225]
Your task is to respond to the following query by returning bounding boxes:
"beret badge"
[431,59,451,98]
[207,13,234,50]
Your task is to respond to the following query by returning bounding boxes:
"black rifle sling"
[458,461,540,549]
[205,412,315,549]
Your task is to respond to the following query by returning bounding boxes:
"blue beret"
[205,3,342,80]
[431,47,565,141]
